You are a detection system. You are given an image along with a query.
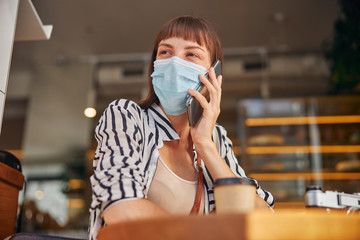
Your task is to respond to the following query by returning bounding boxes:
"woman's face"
[156,37,211,69]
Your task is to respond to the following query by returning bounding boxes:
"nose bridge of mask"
[154,56,208,75]
[171,56,208,73]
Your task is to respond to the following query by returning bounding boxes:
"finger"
[211,66,223,105]
[200,72,221,107]
[214,75,222,104]
[217,73,223,88]
[207,67,223,98]
[208,73,222,111]
[187,88,209,111]
[208,67,219,90]
[199,73,214,94]
[199,74,219,104]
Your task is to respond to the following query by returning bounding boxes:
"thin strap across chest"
[190,157,203,215]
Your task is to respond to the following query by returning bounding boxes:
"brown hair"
[138,16,224,108]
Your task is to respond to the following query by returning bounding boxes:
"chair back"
[0,151,24,239]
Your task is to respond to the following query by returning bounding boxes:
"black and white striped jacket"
[89,99,274,239]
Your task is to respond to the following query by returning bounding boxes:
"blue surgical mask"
[151,56,208,116]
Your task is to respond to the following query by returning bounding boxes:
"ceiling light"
[84,107,96,118]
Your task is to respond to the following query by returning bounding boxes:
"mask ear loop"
[190,157,203,215]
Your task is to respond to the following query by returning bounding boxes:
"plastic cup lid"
[214,177,257,187]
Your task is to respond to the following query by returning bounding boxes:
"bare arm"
[103,198,170,225]
[255,195,271,209]
[188,68,274,209]
[188,68,234,181]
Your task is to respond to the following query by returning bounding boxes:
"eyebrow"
[185,45,206,52]
[158,43,206,52]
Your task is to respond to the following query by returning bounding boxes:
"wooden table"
[98,209,360,240]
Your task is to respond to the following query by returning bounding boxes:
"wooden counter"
[98,209,360,240]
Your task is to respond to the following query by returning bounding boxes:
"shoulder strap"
[190,157,203,215]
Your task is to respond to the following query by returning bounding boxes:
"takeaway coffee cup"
[214,177,257,214]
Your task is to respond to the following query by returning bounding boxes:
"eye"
[159,50,170,55]
[186,52,199,58]
[157,49,173,59]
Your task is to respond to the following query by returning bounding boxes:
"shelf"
[249,172,360,181]
[247,145,360,154]
[245,115,360,126]
[239,96,360,203]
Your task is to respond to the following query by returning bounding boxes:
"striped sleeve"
[90,99,147,212]
[214,124,275,207]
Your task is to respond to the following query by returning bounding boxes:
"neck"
[167,113,190,139]
[161,106,192,147]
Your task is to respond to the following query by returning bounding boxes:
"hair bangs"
[156,17,212,53]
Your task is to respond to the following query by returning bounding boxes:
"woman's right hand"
[188,67,223,148]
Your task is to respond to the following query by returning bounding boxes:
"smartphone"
[186,60,222,126]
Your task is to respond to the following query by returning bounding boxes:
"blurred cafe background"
[1,0,359,238]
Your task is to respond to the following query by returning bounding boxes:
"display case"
[237,96,360,208]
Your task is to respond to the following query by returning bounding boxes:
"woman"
[89,16,274,239]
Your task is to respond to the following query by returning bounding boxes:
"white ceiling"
[14,0,339,60]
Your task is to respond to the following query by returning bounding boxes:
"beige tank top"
[147,157,205,214]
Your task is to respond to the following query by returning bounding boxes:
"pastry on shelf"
[335,159,360,172]
[262,161,285,171]
[248,134,285,146]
